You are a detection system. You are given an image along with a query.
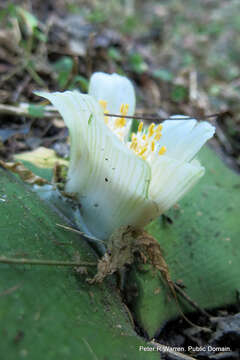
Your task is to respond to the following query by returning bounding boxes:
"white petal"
[36,91,156,240]
[149,155,204,213]
[159,116,215,162]
[89,72,136,115]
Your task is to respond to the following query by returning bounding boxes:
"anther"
[148,123,155,137]
[115,117,126,128]
[139,146,147,156]
[138,121,143,133]
[131,133,136,141]
[99,100,107,110]
[151,141,155,152]
[158,146,166,155]
[156,124,163,133]
[154,133,161,141]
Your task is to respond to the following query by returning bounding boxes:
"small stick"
[149,341,197,360]
[12,75,31,103]
[174,283,211,318]
[56,223,105,244]
[0,101,222,123]
[0,256,96,267]
[0,103,57,119]
[105,113,219,122]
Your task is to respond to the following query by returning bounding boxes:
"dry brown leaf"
[14,147,69,169]
[0,160,48,186]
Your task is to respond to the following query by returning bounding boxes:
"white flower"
[36,72,215,240]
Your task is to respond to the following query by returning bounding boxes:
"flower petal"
[36,91,156,240]
[89,72,136,115]
[149,154,205,213]
[159,116,215,162]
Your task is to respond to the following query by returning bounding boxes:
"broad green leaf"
[126,146,240,338]
[0,168,159,360]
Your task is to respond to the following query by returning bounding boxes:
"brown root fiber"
[88,225,173,292]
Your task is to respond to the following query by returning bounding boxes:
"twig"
[12,75,31,103]
[0,63,25,85]
[174,283,211,319]
[56,223,105,244]
[0,101,221,123]
[105,113,218,122]
[0,256,96,267]
[189,69,198,102]
[26,64,46,87]
[215,123,234,154]
[0,103,58,119]
[149,341,197,360]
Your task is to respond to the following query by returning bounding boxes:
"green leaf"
[33,28,47,42]
[126,146,240,338]
[129,53,148,74]
[86,10,107,24]
[153,69,173,82]
[122,16,139,34]
[16,6,38,33]
[28,104,45,118]
[171,85,188,102]
[0,168,160,359]
[108,47,122,62]
[70,75,89,92]
[53,57,73,89]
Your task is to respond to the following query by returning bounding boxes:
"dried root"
[88,225,173,293]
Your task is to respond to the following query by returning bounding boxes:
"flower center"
[99,100,166,161]
[99,100,130,142]
[130,121,166,160]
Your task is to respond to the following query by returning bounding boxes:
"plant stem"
[0,257,97,267]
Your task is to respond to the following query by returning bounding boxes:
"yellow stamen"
[148,123,155,137]
[158,146,166,155]
[154,133,162,141]
[156,124,163,133]
[130,139,138,150]
[142,134,146,141]
[131,133,136,141]
[114,103,129,128]
[139,146,147,156]
[99,100,107,111]
[124,104,129,113]
[104,110,109,124]
[120,103,129,116]
[151,141,155,152]
[115,117,126,128]
[120,104,125,113]
[138,121,143,133]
